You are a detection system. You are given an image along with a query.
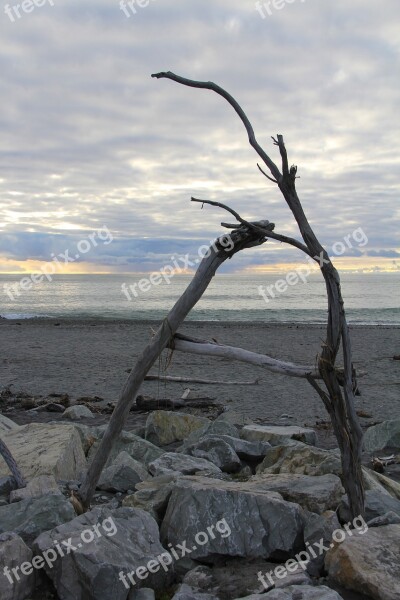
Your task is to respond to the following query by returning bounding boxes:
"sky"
[0,0,399,275]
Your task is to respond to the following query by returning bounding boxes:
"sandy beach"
[1,318,399,435]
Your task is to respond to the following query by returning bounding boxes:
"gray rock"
[183,437,241,473]
[0,475,17,496]
[303,510,340,576]
[129,589,155,600]
[63,405,95,420]
[0,494,75,546]
[215,410,253,428]
[0,532,36,600]
[206,435,271,461]
[363,419,400,452]
[161,476,304,561]
[241,425,317,446]
[0,423,87,481]
[325,524,400,600]
[98,451,149,493]
[368,511,400,527]
[251,473,344,514]
[34,506,173,600]
[184,421,240,447]
[123,474,178,523]
[238,585,344,599]
[148,453,221,477]
[170,584,219,600]
[145,411,210,446]
[10,475,61,503]
[0,414,19,436]
[339,489,400,523]
[88,430,163,468]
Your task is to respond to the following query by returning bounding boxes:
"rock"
[215,410,253,428]
[363,419,400,452]
[0,414,19,436]
[170,584,219,600]
[0,494,75,546]
[255,443,342,477]
[88,430,163,468]
[98,451,149,493]
[123,474,178,523]
[325,524,400,600]
[63,405,95,420]
[251,474,344,514]
[0,423,87,481]
[183,437,241,473]
[338,489,400,523]
[0,532,36,600]
[183,421,240,447]
[145,411,210,446]
[0,475,17,496]
[68,423,102,454]
[10,475,61,503]
[368,511,400,527]
[34,506,173,599]
[148,453,221,477]
[303,510,340,576]
[161,476,304,561]
[238,585,344,599]
[241,425,317,446]
[206,435,271,461]
[129,589,155,600]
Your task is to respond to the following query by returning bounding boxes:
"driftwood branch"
[0,439,26,489]
[144,374,259,385]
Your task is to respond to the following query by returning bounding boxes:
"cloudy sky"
[0,0,399,275]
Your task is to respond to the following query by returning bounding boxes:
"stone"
[98,451,149,493]
[10,475,61,503]
[325,524,400,600]
[363,419,400,452]
[145,411,210,446]
[368,511,400,527]
[0,494,75,546]
[303,510,340,576]
[255,443,342,477]
[241,424,317,446]
[338,489,400,523]
[88,430,163,468]
[238,585,344,599]
[0,414,19,436]
[123,474,178,523]
[148,453,221,477]
[215,410,253,428]
[0,423,87,481]
[0,475,17,496]
[63,405,95,420]
[183,421,240,447]
[0,532,35,600]
[129,589,155,600]
[183,437,241,473]
[161,476,304,561]
[34,506,173,599]
[206,435,271,461]
[170,584,219,600]
[251,473,344,514]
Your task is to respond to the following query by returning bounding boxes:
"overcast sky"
[0,0,399,274]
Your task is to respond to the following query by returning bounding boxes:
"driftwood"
[79,71,365,519]
[143,374,259,385]
[0,439,26,489]
[133,394,219,411]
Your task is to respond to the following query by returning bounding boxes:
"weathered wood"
[133,394,219,411]
[0,439,26,489]
[143,374,259,385]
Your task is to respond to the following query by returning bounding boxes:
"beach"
[1,318,399,436]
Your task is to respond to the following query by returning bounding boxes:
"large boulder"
[10,475,61,503]
[363,419,400,452]
[238,585,344,599]
[0,423,87,481]
[325,524,400,600]
[255,443,342,477]
[338,489,400,524]
[0,414,19,437]
[34,506,173,600]
[183,437,241,473]
[148,453,221,477]
[241,425,316,446]
[160,476,304,561]
[251,474,344,514]
[88,430,163,468]
[97,451,150,493]
[145,411,210,446]
[0,494,75,546]
[63,405,95,420]
[0,532,36,600]
[123,474,178,523]
[203,435,271,461]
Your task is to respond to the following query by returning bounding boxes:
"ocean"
[0,272,399,325]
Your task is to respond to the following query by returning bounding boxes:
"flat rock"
[148,453,221,477]
[0,494,75,546]
[88,430,163,467]
[241,425,316,446]
[0,423,87,481]
[251,473,344,514]
[183,437,241,473]
[123,474,178,523]
[363,419,400,452]
[145,411,210,446]
[0,532,35,600]
[34,506,173,599]
[98,451,150,492]
[161,476,304,561]
[239,585,344,599]
[10,475,61,503]
[63,405,95,420]
[325,524,400,600]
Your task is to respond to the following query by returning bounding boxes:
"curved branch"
[151,71,282,183]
